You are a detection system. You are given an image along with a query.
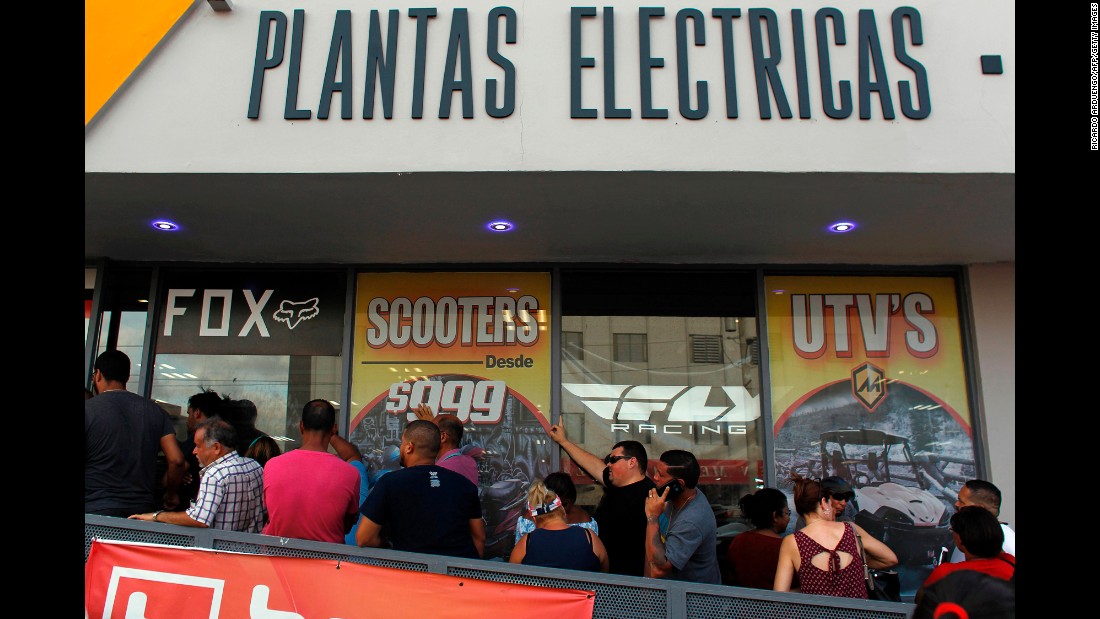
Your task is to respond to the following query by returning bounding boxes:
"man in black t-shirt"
[549,424,655,576]
[356,420,484,559]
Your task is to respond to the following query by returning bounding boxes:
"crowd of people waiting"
[86,349,1014,614]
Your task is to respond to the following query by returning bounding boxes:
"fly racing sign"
[156,271,345,355]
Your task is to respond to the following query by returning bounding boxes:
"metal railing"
[86,514,914,619]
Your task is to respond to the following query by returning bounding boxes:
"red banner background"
[85,540,595,619]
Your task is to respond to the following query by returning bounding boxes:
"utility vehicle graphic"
[819,428,956,565]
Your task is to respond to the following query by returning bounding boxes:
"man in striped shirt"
[130,418,266,532]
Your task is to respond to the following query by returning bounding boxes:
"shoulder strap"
[853,524,873,587]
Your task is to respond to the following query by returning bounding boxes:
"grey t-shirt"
[663,488,721,584]
[85,390,175,514]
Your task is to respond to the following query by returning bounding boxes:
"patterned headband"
[529,496,563,517]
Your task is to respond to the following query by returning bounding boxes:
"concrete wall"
[967,262,1015,530]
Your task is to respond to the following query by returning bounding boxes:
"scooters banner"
[85,540,595,618]
[350,272,552,559]
[764,275,976,593]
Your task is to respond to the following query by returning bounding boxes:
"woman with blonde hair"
[509,478,609,572]
[774,474,897,598]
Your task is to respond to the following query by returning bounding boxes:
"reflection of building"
[85,0,1014,562]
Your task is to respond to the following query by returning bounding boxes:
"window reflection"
[149,354,342,450]
[561,315,764,532]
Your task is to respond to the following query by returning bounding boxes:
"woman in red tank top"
[773,475,897,598]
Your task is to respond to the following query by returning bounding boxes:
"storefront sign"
[246,3,931,122]
[350,272,552,560]
[765,275,975,595]
[156,271,345,355]
[85,540,595,618]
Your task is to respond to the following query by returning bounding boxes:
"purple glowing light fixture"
[487,220,514,232]
[828,221,856,233]
[152,220,180,231]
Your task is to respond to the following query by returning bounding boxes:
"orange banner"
[85,540,595,619]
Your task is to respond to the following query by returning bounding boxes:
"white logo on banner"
[272,297,320,330]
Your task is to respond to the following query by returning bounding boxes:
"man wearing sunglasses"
[548,423,656,576]
[794,476,857,531]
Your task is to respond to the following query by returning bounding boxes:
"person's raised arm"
[853,523,899,569]
[159,434,187,510]
[548,423,607,485]
[413,403,435,421]
[644,485,673,578]
[773,535,798,591]
[329,432,363,463]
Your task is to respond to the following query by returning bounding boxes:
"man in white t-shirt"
[949,479,1015,563]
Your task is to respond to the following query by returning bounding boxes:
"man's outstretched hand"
[548,423,568,444]
[413,403,435,421]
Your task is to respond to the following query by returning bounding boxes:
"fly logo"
[562,384,760,435]
[852,362,887,411]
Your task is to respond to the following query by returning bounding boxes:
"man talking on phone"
[644,450,720,584]
[548,423,655,576]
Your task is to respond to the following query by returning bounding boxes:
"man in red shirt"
[262,399,360,543]
[917,506,1015,602]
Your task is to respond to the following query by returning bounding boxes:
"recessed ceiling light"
[772,289,786,295]
[828,221,856,233]
[487,220,514,232]
[152,220,180,231]
[506,287,520,293]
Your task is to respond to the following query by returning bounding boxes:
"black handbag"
[855,528,902,602]
[867,568,902,602]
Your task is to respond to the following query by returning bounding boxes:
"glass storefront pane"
[85,268,96,343]
[95,310,148,387]
[561,314,764,534]
[149,354,343,448]
[764,275,977,598]
[149,269,347,449]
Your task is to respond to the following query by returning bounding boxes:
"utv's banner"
[765,275,975,595]
[85,540,595,618]
[350,272,551,559]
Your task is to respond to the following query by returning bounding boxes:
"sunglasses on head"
[604,454,630,465]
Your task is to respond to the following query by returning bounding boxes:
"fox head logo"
[272,298,319,330]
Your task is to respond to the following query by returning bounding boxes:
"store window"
[89,267,153,389]
[148,270,346,448]
[85,268,96,344]
[764,274,978,598]
[560,270,763,535]
[348,271,553,561]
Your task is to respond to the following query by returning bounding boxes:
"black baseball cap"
[822,476,855,499]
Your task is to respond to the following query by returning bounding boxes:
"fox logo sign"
[273,297,320,330]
